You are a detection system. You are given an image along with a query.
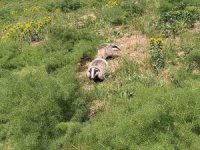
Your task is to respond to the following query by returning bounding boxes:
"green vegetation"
[150,38,165,74]
[158,0,200,37]
[0,0,200,149]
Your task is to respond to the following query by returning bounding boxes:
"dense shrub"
[0,25,102,149]
[60,0,82,12]
[44,2,59,12]
[101,7,126,25]
[3,68,80,149]
[119,0,145,16]
[51,85,200,149]
[189,51,200,66]
[76,87,199,149]
[158,2,200,37]
[187,50,200,71]
[0,8,11,21]
[150,38,165,74]
[101,0,147,25]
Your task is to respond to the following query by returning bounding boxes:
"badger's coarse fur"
[86,58,108,80]
[97,43,121,59]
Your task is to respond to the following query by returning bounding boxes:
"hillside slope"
[0,0,200,149]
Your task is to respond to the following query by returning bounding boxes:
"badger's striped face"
[89,67,99,79]
[111,45,120,51]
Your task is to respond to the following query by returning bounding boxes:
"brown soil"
[87,100,108,119]
[80,13,96,21]
[192,69,200,75]
[30,41,44,47]
[102,33,149,74]
[191,21,200,33]
[115,33,149,61]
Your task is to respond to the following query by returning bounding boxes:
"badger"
[86,58,108,81]
[97,43,121,59]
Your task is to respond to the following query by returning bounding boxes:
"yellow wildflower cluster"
[149,38,165,73]
[150,38,163,46]
[105,0,118,8]
[23,6,43,13]
[37,16,52,31]
[2,16,52,42]
[10,6,44,16]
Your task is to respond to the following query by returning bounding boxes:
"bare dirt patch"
[106,32,149,71]
[116,33,149,60]
[192,69,200,75]
[77,31,149,78]
[191,21,200,33]
[80,13,96,21]
[30,41,44,47]
[87,100,108,119]
[76,31,150,91]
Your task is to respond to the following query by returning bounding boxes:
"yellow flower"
[150,38,163,46]
[44,16,52,24]
[31,7,38,12]
[37,20,44,29]
[26,23,31,29]
[23,23,32,33]
[106,0,118,8]
[20,32,25,37]
[9,28,15,33]
[5,32,10,37]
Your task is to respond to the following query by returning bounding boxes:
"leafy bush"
[81,86,199,149]
[56,86,200,149]
[158,2,199,37]
[44,2,59,12]
[189,51,200,66]
[0,8,11,21]
[101,7,126,25]
[119,0,145,16]
[150,38,165,74]
[1,16,52,43]
[3,68,80,149]
[159,0,200,13]
[101,0,147,25]
[0,41,24,71]
[60,0,82,12]
[187,50,200,71]
[0,24,103,149]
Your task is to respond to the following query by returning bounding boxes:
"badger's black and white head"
[89,67,99,79]
[110,44,121,51]
[98,43,121,51]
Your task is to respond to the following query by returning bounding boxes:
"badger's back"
[90,58,108,68]
[97,47,113,59]
[96,43,120,59]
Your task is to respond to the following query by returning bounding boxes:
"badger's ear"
[95,68,99,72]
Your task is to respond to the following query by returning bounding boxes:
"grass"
[0,0,200,149]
